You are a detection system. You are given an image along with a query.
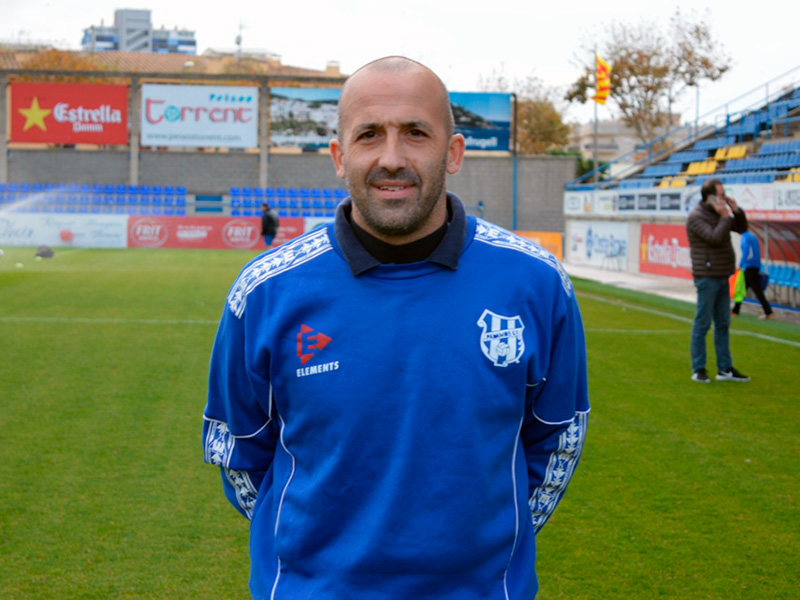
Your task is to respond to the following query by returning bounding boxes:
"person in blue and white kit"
[731,227,773,319]
[203,56,590,600]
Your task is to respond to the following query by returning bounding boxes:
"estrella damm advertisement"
[10,82,129,145]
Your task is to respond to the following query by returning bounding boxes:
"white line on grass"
[587,329,686,334]
[579,292,800,348]
[0,316,219,326]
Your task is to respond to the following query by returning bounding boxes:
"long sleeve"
[522,290,589,533]
[203,298,279,520]
[687,208,733,246]
[732,208,748,235]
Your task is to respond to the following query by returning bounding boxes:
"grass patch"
[1,249,798,598]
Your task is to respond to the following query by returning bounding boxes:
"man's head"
[701,178,725,202]
[330,56,465,245]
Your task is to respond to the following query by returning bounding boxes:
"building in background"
[567,116,683,176]
[81,9,196,55]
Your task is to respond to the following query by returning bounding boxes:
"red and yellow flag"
[592,54,611,105]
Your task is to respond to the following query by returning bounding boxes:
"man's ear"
[330,139,346,179]
[446,133,466,175]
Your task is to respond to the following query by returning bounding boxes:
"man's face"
[330,67,464,244]
[715,182,726,199]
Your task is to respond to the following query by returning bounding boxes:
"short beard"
[347,161,447,239]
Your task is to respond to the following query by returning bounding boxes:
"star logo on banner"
[18,97,52,132]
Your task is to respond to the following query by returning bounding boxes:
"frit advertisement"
[10,83,128,145]
[127,216,304,249]
[140,84,259,149]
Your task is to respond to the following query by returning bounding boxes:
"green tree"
[479,69,571,155]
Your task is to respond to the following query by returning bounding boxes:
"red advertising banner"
[127,216,304,249]
[639,223,693,280]
[10,83,129,145]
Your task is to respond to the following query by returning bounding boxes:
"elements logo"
[297,324,331,365]
[477,309,525,367]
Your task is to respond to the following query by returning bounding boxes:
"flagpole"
[593,49,599,185]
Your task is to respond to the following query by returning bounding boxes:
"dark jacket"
[686,200,748,278]
[261,208,279,236]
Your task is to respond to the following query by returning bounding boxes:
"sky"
[3,0,799,125]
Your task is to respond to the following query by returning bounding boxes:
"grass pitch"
[1,246,798,599]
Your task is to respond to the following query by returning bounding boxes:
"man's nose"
[377,134,407,173]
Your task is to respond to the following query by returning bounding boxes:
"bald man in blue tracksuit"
[203,56,589,599]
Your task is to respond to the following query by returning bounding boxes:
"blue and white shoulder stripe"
[227,227,333,318]
[474,219,573,296]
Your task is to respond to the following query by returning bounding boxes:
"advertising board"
[127,216,304,249]
[10,83,128,145]
[140,85,259,148]
[639,223,693,280]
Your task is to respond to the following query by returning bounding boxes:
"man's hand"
[723,195,740,213]
[711,195,732,217]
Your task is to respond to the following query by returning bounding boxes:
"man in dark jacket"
[261,202,280,248]
[686,178,750,383]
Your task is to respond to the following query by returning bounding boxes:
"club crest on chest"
[477,309,525,367]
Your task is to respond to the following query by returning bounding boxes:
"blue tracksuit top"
[203,194,590,599]
[739,230,761,269]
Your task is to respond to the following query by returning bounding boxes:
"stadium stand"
[233,186,346,218]
[0,182,189,216]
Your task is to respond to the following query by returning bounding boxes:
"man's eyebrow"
[352,120,433,134]
[352,122,382,135]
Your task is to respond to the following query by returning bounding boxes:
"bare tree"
[666,8,732,120]
[566,10,730,144]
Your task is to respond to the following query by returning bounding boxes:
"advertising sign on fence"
[0,213,128,248]
[127,216,304,249]
[567,220,628,270]
[516,231,563,261]
[10,83,129,145]
[639,223,692,280]
[140,85,259,149]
